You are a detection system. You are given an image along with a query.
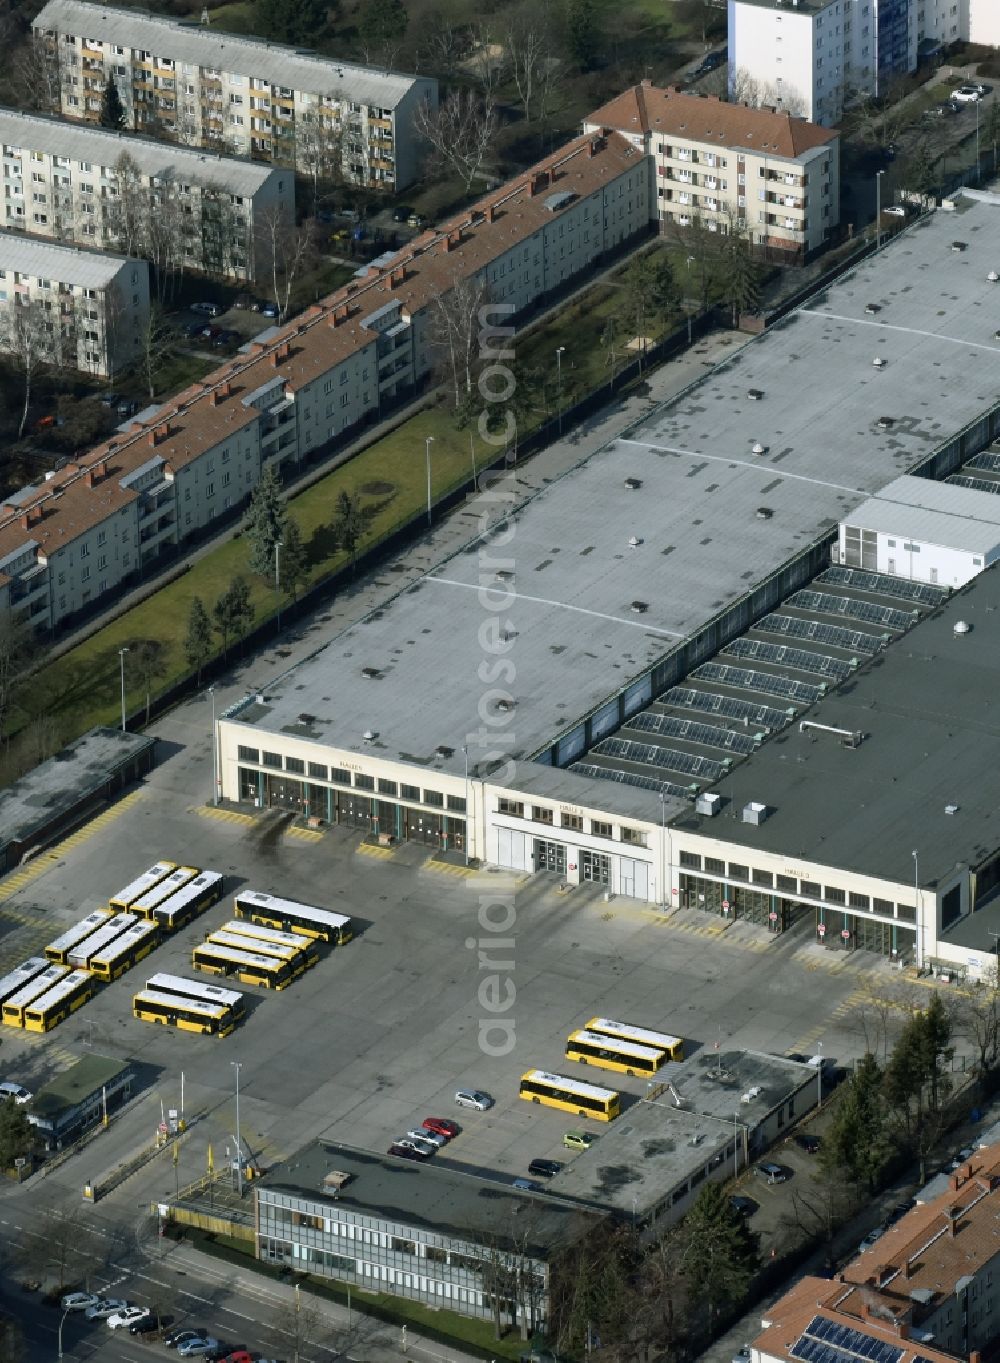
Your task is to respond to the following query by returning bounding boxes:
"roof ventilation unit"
[954,619,972,635]
[255,692,267,705]
[628,535,643,548]
[756,506,773,520]
[495,698,515,713]
[751,441,767,456]
[872,356,886,369]
[495,569,514,582]
[362,729,376,743]
[696,792,722,817]
[952,241,968,252]
[989,271,1000,283]
[877,416,894,430]
[361,666,381,680]
[742,801,769,825]
[945,804,959,815]
[624,477,643,490]
[747,388,764,401]
[436,744,455,758]
[630,600,649,614]
[865,303,881,315]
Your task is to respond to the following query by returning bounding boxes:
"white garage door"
[496,826,530,872]
[619,857,650,902]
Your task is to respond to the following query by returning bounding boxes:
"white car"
[455,1088,493,1110]
[397,1136,437,1157]
[882,206,906,217]
[0,1082,32,1104]
[951,85,983,102]
[85,1298,128,1320]
[407,1127,446,1147]
[107,1306,149,1330]
[61,1291,102,1311]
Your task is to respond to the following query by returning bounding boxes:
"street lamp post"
[274,540,283,633]
[118,646,130,732]
[58,1305,72,1359]
[734,1111,740,1177]
[659,790,667,908]
[875,169,885,249]
[462,744,470,866]
[817,1040,823,1108]
[913,848,921,971]
[424,436,434,527]
[555,346,566,436]
[208,685,219,806]
[976,98,981,183]
[231,1060,243,1198]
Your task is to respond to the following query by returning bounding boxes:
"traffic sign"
[817,924,826,936]
[768,911,778,922]
[722,899,730,911]
[841,929,851,940]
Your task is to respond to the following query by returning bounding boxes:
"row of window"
[496,797,647,846]
[237,747,466,811]
[678,851,915,915]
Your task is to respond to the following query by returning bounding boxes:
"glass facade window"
[286,756,305,775]
[800,880,821,899]
[354,773,375,791]
[705,856,725,876]
[621,826,647,847]
[238,744,260,763]
[447,795,466,813]
[897,903,917,923]
[591,820,612,839]
[825,887,846,905]
[423,790,444,808]
[849,892,870,910]
[401,783,420,801]
[873,897,893,915]
[378,778,398,796]
[262,750,282,769]
[680,851,701,869]
[728,863,748,882]
[752,869,773,887]
[776,874,797,893]
[331,768,351,785]
[561,813,583,831]
[498,798,524,816]
[308,761,328,779]
[532,806,554,825]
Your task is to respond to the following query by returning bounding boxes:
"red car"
[423,1117,459,1139]
[388,1144,423,1162]
[223,1353,254,1363]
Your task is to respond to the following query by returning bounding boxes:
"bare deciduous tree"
[0,299,51,438]
[504,4,552,124]
[259,207,317,321]
[138,304,175,400]
[427,273,493,410]
[413,89,498,192]
[8,34,62,114]
[295,112,345,212]
[0,611,33,746]
[728,65,807,116]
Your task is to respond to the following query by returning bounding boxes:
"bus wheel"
[532,1097,539,1104]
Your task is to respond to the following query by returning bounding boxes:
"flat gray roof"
[34,0,429,107]
[0,231,137,285]
[0,107,282,198]
[844,475,1000,554]
[546,1049,815,1216]
[676,562,1000,889]
[259,1141,602,1257]
[29,1053,132,1120]
[0,726,155,852]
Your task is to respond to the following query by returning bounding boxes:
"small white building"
[837,473,1000,588]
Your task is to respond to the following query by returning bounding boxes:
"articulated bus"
[109,861,176,913]
[191,941,293,991]
[145,972,246,1019]
[2,965,69,1028]
[89,920,160,983]
[585,1017,685,1063]
[133,987,239,1037]
[131,866,199,921]
[45,911,113,965]
[207,930,308,977]
[152,871,224,933]
[233,890,353,945]
[66,913,137,970]
[566,1029,667,1078]
[215,920,319,969]
[0,958,49,1008]
[24,970,94,1032]
[518,1070,621,1122]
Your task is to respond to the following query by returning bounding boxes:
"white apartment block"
[0,131,648,632]
[728,0,917,127]
[917,0,1000,48]
[0,107,292,282]
[0,231,148,380]
[32,0,437,191]
[586,83,840,257]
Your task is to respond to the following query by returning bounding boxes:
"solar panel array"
[949,474,1000,497]
[820,566,947,606]
[790,1316,903,1363]
[694,661,824,704]
[594,737,728,781]
[966,450,1000,474]
[662,686,792,731]
[723,637,853,681]
[628,710,757,754]
[790,590,916,632]
[758,612,883,656]
[569,762,694,801]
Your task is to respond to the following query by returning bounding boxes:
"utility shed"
[837,474,1000,589]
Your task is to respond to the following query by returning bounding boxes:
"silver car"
[455,1089,493,1110]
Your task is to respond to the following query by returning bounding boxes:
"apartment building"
[916,0,999,49]
[728,0,916,127]
[0,130,648,632]
[0,108,292,283]
[0,231,148,380]
[585,82,839,257]
[32,0,437,191]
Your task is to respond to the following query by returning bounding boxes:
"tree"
[987,100,1000,175]
[960,967,1000,1081]
[902,142,941,200]
[185,597,214,683]
[7,35,62,115]
[884,998,954,1180]
[601,314,622,391]
[296,114,345,212]
[358,0,409,71]
[333,489,364,569]
[720,229,762,325]
[417,6,473,80]
[270,1284,323,1363]
[729,66,806,116]
[138,305,175,401]
[130,639,167,725]
[244,465,288,580]
[674,0,725,47]
[618,251,681,368]
[819,1052,889,1194]
[0,1315,25,1363]
[0,1098,32,1169]
[919,994,954,1113]
[21,1204,104,1292]
[279,517,308,602]
[504,4,553,124]
[549,1225,633,1359]
[0,299,51,439]
[214,577,256,657]
[259,206,316,321]
[427,274,493,410]
[100,74,126,130]
[677,1181,759,1325]
[413,89,498,193]
[0,612,34,747]
[563,0,600,71]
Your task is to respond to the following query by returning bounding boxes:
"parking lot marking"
[356,841,394,860]
[189,804,257,826]
[653,914,729,939]
[422,858,479,878]
[0,790,144,901]
[285,825,324,844]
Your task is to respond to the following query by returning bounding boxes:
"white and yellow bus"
[89,920,160,983]
[45,911,114,965]
[214,919,319,968]
[133,987,239,1038]
[192,941,294,991]
[0,958,50,1007]
[65,913,137,971]
[131,866,200,922]
[145,972,246,1019]
[584,1017,685,1063]
[2,965,69,1028]
[518,1070,621,1121]
[109,861,176,913]
[24,970,94,1032]
[153,871,224,932]
[233,890,352,945]
[566,1028,667,1078]
[206,930,309,978]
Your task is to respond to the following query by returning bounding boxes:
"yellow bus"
[566,1028,667,1077]
[233,890,353,945]
[585,1017,685,1063]
[131,866,199,921]
[215,919,319,969]
[206,930,308,978]
[133,987,240,1038]
[518,1070,620,1122]
[153,871,224,932]
[65,913,137,970]
[2,965,69,1028]
[145,972,247,1021]
[191,941,293,991]
[0,957,50,1006]
[89,920,160,983]
[109,861,176,913]
[44,911,113,965]
[24,970,94,1032]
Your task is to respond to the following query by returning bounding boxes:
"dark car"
[393,205,415,223]
[260,301,279,318]
[883,1198,914,1227]
[190,301,223,317]
[165,1326,209,1349]
[117,398,139,419]
[528,1159,562,1178]
[387,1143,423,1162]
[794,1132,821,1154]
[754,1162,789,1184]
[129,1314,162,1336]
[730,1195,758,1218]
[98,391,122,408]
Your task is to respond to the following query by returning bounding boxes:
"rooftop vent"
[361,666,381,680]
[865,303,881,315]
[298,713,316,724]
[495,698,515,713]
[495,569,514,582]
[872,356,886,369]
[751,441,767,456]
[954,620,972,635]
[945,803,959,815]
[322,1169,351,1191]
[747,388,764,401]
[363,729,376,743]
[630,600,649,614]
[877,416,894,430]
[952,241,967,252]
[436,744,455,758]
[742,801,769,826]
[624,477,643,490]
[756,506,773,520]
[628,535,643,548]
[989,271,1000,283]
[696,792,721,817]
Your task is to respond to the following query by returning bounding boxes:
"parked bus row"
[192,916,322,991]
[133,973,244,1038]
[109,862,224,930]
[232,890,353,946]
[0,959,95,1033]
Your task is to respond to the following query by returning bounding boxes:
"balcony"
[677,192,691,205]
[705,198,719,211]
[704,176,718,190]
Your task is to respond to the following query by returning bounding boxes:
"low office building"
[837,475,1000,588]
[752,1144,1000,1363]
[27,1054,135,1150]
[585,81,839,258]
[32,0,437,191]
[0,129,649,633]
[254,1142,602,1330]
[0,727,155,872]
[0,107,293,282]
[0,231,148,377]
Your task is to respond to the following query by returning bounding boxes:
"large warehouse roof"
[232,194,1000,799]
